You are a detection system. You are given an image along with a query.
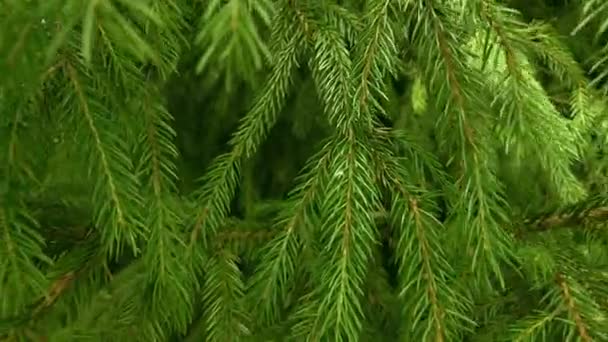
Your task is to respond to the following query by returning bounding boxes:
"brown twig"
[556,273,593,342]
[526,206,608,233]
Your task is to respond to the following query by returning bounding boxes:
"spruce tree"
[2,0,608,340]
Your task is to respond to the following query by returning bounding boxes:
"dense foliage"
[2,0,608,340]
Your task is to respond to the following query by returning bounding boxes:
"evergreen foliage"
[2,0,608,340]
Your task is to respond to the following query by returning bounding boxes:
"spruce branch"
[0,227,102,337]
[299,3,397,338]
[572,0,608,37]
[189,153,241,250]
[79,0,163,66]
[136,91,195,336]
[0,205,51,320]
[137,93,180,195]
[288,291,322,340]
[66,63,144,259]
[408,0,517,287]
[288,2,396,339]
[0,90,50,325]
[556,273,593,342]
[186,14,304,322]
[524,23,587,87]
[568,85,600,158]
[571,0,608,94]
[310,20,353,130]
[507,308,562,341]
[508,239,608,341]
[523,195,608,233]
[308,110,380,340]
[475,1,586,204]
[194,0,274,88]
[380,143,472,341]
[3,0,608,340]
[352,0,397,120]
[29,271,76,319]
[311,136,381,340]
[189,3,304,250]
[140,0,189,79]
[227,6,303,159]
[57,258,149,339]
[0,276,76,340]
[397,198,462,341]
[321,3,362,46]
[201,249,250,342]
[247,143,331,325]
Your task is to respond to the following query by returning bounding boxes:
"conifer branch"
[195,0,274,87]
[3,0,608,339]
[508,308,561,341]
[1,83,51,339]
[201,249,250,341]
[380,145,471,340]
[322,3,362,45]
[0,233,100,335]
[409,199,446,342]
[59,258,148,338]
[141,0,189,79]
[136,92,194,336]
[312,129,381,338]
[476,1,586,204]
[187,9,307,337]
[31,271,76,317]
[572,0,608,37]
[311,21,353,130]
[248,144,331,325]
[569,86,598,156]
[300,2,393,339]
[310,94,379,341]
[66,63,144,258]
[288,291,321,340]
[79,0,163,66]
[227,7,303,158]
[409,0,517,287]
[189,4,304,250]
[523,195,608,233]
[189,153,241,249]
[526,23,587,87]
[0,91,51,326]
[0,205,50,320]
[556,273,593,342]
[353,0,396,120]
